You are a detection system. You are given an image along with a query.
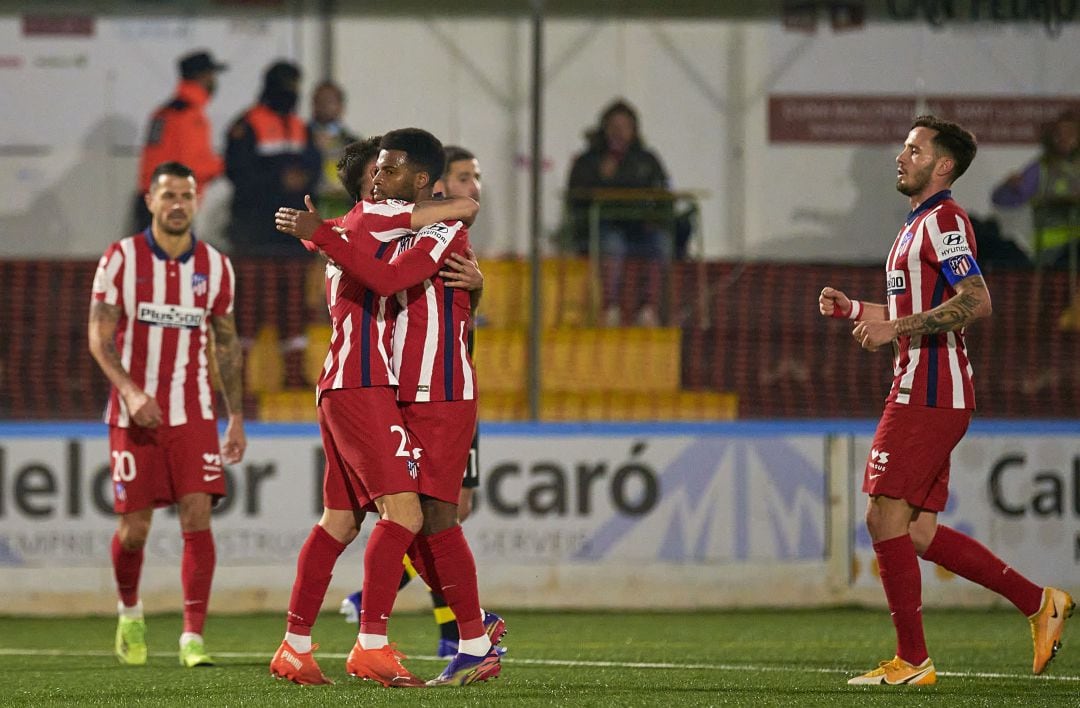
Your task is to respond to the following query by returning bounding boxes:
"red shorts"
[863,401,971,512]
[108,418,225,514]
[399,399,478,504]
[319,387,420,511]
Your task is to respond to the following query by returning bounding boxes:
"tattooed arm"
[852,276,992,351]
[88,301,163,428]
[210,312,246,463]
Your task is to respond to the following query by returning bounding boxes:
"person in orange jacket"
[132,51,228,232]
[224,60,321,258]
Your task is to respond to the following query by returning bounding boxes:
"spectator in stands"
[992,111,1080,267]
[132,50,228,233]
[308,80,360,219]
[224,60,321,258]
[567,99,672,327]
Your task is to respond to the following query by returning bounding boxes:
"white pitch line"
[1,648,1077,683]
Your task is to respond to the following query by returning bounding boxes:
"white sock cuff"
[284,631,312,654]
[117,600,144,619]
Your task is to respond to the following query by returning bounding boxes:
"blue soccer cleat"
[340,591,361,626]
[426,644,505,686]
[483,610,507,646]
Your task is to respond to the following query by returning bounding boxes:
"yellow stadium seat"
[245,325,285,395]
[257,389,317,422]
[302,324,333,385]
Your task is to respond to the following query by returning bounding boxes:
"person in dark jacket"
[567,99,672,326]
[224,61,321,257]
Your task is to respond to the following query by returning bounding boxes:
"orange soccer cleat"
[269,640,334,685]
[847,656,936,686]
[345,641,426,688]
[1029,586,1075,674]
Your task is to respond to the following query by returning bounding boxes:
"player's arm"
[894,275,992,337]
[818,286,887,322]
[412,196,478,228]
[853,275,991,351]
[210,312,246,464]
[313,224,468,297]
[87,301,162,428]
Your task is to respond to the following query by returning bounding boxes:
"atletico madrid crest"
[949,255,971,277]
[192,273,208,296]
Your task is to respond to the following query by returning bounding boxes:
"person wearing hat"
[132,50,228,233]
[224,60,321,258]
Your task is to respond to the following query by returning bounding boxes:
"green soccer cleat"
[179,637,215,668]
[115,615,147,666]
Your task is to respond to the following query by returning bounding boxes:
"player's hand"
[125,389,163,428]
[221,414,246,464]
[440,248,484,291]
[852,320,897,351]
[275,195,323,240]
[819,286,852,318]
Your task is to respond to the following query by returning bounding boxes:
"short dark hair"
[443,145,476,172]
[912,115,977,183]
[148,161,195,188]
[380,128,445,183]
[336,136,381,202]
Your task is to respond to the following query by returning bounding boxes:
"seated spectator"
[567,99,672,327]
[991,111,1080,267]
[308,80,360,219]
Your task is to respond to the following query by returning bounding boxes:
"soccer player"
[819,115,1074,686]
[275,129,502,686]
[88,161,246,668]
[267,131,480,687]
[339,145,488,659]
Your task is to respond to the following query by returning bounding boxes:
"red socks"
[419,525,484,640]
[874,534,928,665]
[921,525,1043,617]
[286,525,346,635]
[111,532,143,607]
[360,519,417,635]
[181,529,216,634]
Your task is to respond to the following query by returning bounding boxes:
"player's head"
[896,115,977,197]
[373,128,445,202]
[311,80,346,125]
[260,60,301,114]
[434,145,481,203]
[337,136,382,203]
[145,161,197,237]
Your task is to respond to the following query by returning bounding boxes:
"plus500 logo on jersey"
[886,270,907,295]
[136,302,205,329]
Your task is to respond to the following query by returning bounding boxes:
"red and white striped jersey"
[884,190,982,409]
[314,199,415,396]
[390,221,476,402]
[91,230,234,427]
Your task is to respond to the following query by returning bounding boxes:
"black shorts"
[462,428,479,489]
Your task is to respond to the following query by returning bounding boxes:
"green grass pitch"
[1,608,1076,706]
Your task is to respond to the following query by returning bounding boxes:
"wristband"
[830,299,863,320]
[848,300,863,320]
